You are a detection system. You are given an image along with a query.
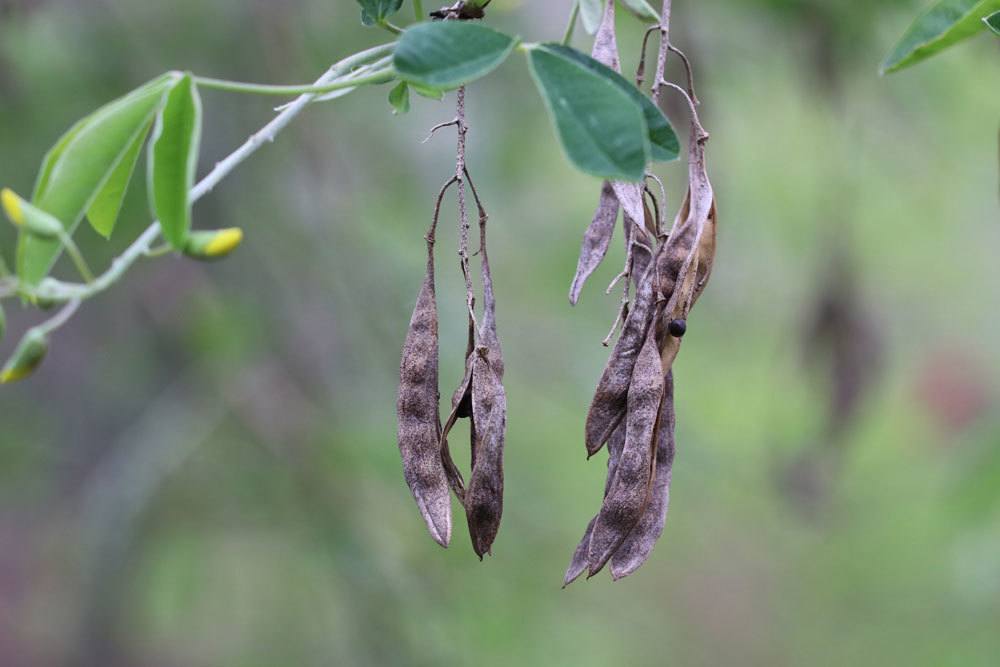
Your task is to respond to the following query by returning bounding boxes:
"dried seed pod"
[587,319,664,575]
[569,182,619,305]
[611,182,646,238]
[584,246,663,456]
[563,516,596,587]
[590,0,620,72]
[657,123,715,319]
[691,201,717,308]
[397,250,451,548]
[563,421,626,587]
[610,371,676,580]
[478,209,504,379]
[588,0,646,240]
[465,350,507,558]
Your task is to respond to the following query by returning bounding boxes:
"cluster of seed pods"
[396,97,507,557]
[564,0,717,584]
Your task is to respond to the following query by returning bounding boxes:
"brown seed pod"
[610,370,676,580]
[584,246,664,457]
[563,421,626,587]
[563,516,596,587]
[464,204,507,558]
[587,318,664,575]
[569,182,620,305]
[589,0,647,239]
[478,206,504,378]
[465,350,507,558]
[591,0,620,72]
[657,123,715,320]
[397,249,452,548]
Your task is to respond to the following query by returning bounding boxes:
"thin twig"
[667,44,700,105]
[563,0,581,45]
[421,118,459,143]
[636,25,660,87]
[454,86,478,331]
[651,0,673,107]
[30,42,397,306]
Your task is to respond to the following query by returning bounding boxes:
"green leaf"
[388,81,411,114]
[526,43,650,181]
[546,44,678,162]
[394,22,518,90]
[87,117,152,238]
[18,74,173,285]
[357,0,404,26]
[882,0,1000,73]
[148,74,203,250]
[619,0,660,22]
[984,10,1000,33]
[579,0,603,35]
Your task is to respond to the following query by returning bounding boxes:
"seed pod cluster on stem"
[397,82,507,558]
[565,0,718,584]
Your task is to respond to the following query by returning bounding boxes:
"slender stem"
[378,20,404,35]
[413,0,424,21]
[58,232,95,284]
[194,68,395,97]
[31,42,397,305]
[562,0,580,45]
[454,86,478,332]
[652,0,673,107]
[37,298,81,335]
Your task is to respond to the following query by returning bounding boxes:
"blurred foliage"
[0,1,999,665]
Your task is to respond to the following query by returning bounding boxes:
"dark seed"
[668,319,687,338]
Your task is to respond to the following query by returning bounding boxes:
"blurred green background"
[1,1,999,665]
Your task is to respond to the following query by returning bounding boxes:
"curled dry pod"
[563,421,627,587]
[587,319,664,576]
[569,182,619,305]
[397,248,451,547]
[590,0,620,72]
[691,200,717,308]
[658,124,715,317]
[610,371,676,580]
[588,0,646,229]
[584,244,664,456]
[465,350,507,558]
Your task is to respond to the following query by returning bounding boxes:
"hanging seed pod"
[584,245,664,457]
[563,516,597,587]
[397,245,452,548]
[464,205,507,558]
[464,350,506,558]
[610,370,676,580]
[657,123,715,320]
[587,318,664,575]
[569,182,619,305]
[563,421,627,587]
[591,0,620,72]
[477,208,504,379]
